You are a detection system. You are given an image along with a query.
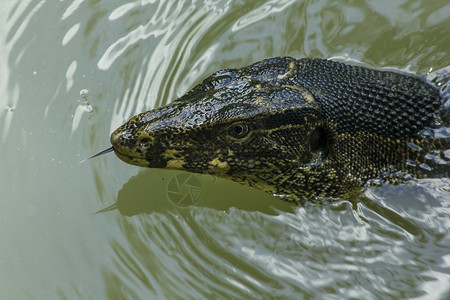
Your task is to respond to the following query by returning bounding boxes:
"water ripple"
[2,0,449,298]
[106,0,233,131]
[6,1,46,47]
[100,190,449,298]
[232,0,298,31]
[62,23,80,46]
[61,0,85,21]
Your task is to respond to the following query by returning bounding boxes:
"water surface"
[0,1,449,299]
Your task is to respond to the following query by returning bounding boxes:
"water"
[0,1,449,299]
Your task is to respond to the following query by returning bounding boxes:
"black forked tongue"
[80,146,114,163]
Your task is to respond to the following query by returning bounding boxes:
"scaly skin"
[110,57,449,205]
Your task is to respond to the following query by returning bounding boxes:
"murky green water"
[1,1,449,299]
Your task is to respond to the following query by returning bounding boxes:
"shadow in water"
[99,169,296,216]
[97,167,448,241]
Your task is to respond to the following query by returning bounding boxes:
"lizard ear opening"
[310,127,328,153]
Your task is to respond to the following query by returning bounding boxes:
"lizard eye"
[228,123,249,139]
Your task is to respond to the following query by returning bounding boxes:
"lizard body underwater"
[104,57,449,205]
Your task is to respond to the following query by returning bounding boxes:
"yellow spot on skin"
[163,149,180,159]
[282,85,301,91]
[209,158,229,170]
[277,73,289,80]
[281,85,315,104]
[277,60,296,80]
[166,160,185,170]
[256,97,264,103]
[301,90,315,104]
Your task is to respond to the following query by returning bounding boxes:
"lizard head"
[110,57,335,199]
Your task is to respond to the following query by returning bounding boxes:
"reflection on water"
[1,0,449,299]
[105,169,294,216]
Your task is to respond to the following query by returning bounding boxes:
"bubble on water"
[79,89,92,112]
[71,89,94,133]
